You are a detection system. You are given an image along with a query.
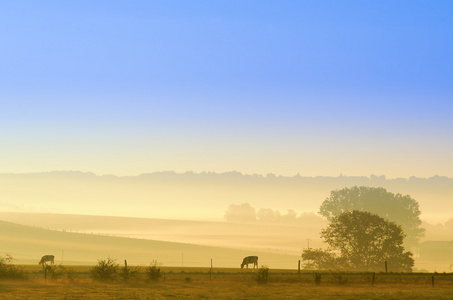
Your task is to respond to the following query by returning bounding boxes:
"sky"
[1,0,453,179]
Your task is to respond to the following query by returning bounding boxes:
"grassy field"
[1,265,453,299]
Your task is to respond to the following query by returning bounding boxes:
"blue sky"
[1,1,452,177]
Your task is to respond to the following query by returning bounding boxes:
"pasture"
[1,265,453,299]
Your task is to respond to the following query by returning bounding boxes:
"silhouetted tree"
[319,186,424,247]
[321,210,414,272]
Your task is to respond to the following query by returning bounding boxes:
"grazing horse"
[39,255,55,266]
[241,256,258,269]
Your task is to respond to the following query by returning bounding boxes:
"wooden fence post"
[385,261,388,273]
[210,258,213,280]
[124,260,129,281]
[298,260,301,281]
[432,276,434,287]
[372,272,375,286]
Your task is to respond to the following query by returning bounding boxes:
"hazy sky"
[1,1,452,178]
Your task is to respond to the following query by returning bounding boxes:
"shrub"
[145,260,161,282]
[0,254,26,279]
[255,266,269,284]
[90,258,119,282]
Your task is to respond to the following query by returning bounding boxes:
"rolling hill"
[0,219,300,269]
[0,212,325,254]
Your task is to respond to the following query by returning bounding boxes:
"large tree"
[320,210,414,272]
[319,186,424,247]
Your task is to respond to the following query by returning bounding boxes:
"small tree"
[90,258,119,282]
[321,210,414,272]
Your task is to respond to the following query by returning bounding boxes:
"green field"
[2,265,453,299]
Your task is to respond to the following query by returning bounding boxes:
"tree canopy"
[318,210,414,272]
[319,186,424,247]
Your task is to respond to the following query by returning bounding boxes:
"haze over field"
[0,1,452,273]
[0,172,452,222]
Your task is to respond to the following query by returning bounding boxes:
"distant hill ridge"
[2,170,452,180]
